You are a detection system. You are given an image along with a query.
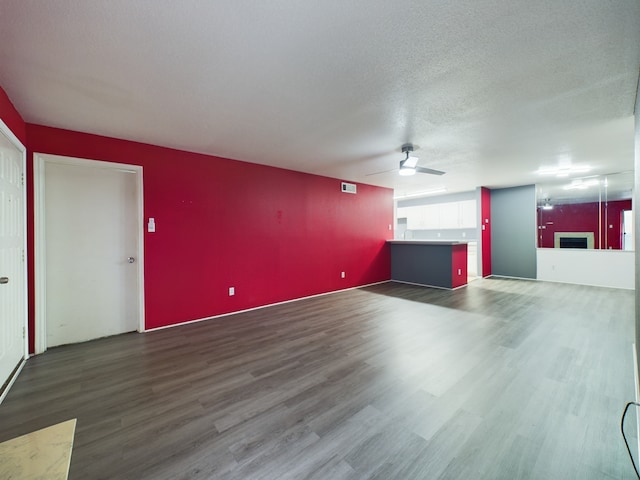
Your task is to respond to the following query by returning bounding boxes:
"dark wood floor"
[0,278,636,479]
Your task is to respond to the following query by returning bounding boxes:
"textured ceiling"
[0,1,638,197]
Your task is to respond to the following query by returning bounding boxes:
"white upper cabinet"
[398,200,477,230]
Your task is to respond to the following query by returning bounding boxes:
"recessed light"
[536,166,591,177]
[563,179,599,190]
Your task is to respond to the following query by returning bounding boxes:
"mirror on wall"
[536,171,633,250]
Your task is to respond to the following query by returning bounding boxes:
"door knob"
[127,257,135,263]
[0,277,9,284]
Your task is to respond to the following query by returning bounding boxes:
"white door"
[0,123,26,390]
[623,210,633,251]
[44,159,140,347]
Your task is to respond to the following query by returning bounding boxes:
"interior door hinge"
[22,249,25,262]
[22,326,25,339]
[21,173,24,186]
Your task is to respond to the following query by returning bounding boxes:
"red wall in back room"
[604,199,632,249]
[537,199,632,249]
[26,124,393,333]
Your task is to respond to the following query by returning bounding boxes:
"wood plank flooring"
[0,278,636,479]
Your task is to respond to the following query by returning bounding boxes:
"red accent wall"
[480,187,492,276]
[451,244,468,288]
[537,199,631,249]
[26,124,392,335]
[605,200,632,249]
[0,86,26,145]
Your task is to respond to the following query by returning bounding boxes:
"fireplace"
[554,232,594,249]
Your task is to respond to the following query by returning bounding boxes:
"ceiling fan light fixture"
[399,146,418,176]
[385,143,444,177]
[404,155,419,168]
[399,166,416,176]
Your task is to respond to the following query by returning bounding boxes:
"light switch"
[148,218,156,233]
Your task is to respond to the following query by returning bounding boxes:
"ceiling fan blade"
[415,166,445,175]
[365,168,397,176]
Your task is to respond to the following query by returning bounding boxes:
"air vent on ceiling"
[341,182,357,194]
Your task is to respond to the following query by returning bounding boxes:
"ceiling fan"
[398,143,445,176]
[365,143,445,177]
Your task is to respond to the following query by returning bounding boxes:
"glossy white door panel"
[41,158,142,347]
[0,120,27,398]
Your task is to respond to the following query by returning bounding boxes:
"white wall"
[635,52,640,393]
[537,248,634,290]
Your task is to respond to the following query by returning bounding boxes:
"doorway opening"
[34,154,145,353]
[623,210,633,251]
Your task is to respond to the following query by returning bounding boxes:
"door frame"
[0,118,28,403]
[34,154,145,354]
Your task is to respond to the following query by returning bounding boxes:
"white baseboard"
[486,274,536,281]
[0,358,27,405]
[145,280,390,333]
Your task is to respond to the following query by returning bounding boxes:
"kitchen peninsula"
[387,240,468,289]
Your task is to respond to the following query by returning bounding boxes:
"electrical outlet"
[229,287,235,296]
[458,269,461,275]
[341,272,345,278]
